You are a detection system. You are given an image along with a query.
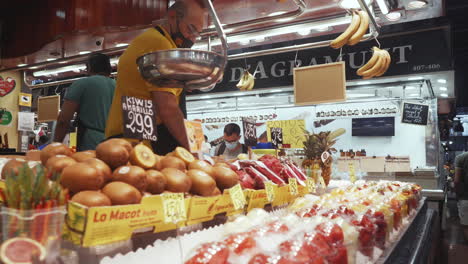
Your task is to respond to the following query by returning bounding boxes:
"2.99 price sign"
[242,117,257,147]
[122,96,157,141]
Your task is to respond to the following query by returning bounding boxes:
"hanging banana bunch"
[236,69,255,91]
[357,46,391,79]
[330,10,370,49]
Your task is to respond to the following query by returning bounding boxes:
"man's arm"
[54,100,79,143]
[151,91,190,150]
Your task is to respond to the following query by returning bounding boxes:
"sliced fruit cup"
[0,206,66,262]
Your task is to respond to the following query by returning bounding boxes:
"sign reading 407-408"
[121,96,157,141]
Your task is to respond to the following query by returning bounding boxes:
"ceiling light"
[316,26,332,32]
[376,0,389,14]
[29,66,39,69]
[200,95,211,99]
[405,86,416,90]
[79,51,91,55]
[347,93,375,98]
[115,43,128,47]
[356,81,371,85]
[298,29,311,36]
[46,58,57,61]
[276,17,295,22]
[440,93,448,97]
[385,11,401,21]
[268,11,287,17]
[17,64,27,67]
[409,93,419,96]
[253,36,265,42]
[408,76,423,80]
[437,79,447,84]
[59,61,68,64]
[240,39,251,45]
[439,87,447,91]
[408,0,427,9]
[339,0,372,9]
[33,64,87,77]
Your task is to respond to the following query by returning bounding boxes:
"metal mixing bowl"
[137,48,226,91]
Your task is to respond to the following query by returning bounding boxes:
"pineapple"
[302,128,345,185]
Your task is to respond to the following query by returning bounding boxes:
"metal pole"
[356,0,380,36]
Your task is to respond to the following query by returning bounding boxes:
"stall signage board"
[121,96,157,141]
[270,127,283,149]
[401,102,429,126]
[242,117,257,147]
[19,93,32,107]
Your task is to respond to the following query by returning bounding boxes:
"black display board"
[121,96,158,141]
[242,117,257,147]
[401,102,429,126]
[270,127,283,148]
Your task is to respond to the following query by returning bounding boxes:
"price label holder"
[229,184,246,210]
[121,96,157,141]
[318,176,326,189]
[270,127,283,149]
[348,162,357,183]
[265,181,276,203]
[289,178,299,196]
[162,193,186,224]
[242,117,258,147]
[306,177,317,193]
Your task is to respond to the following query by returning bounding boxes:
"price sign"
[348,162,357,183]
[289,178,299,196]
[229,184,246,210]
[401,102,429,126]
[306,178,316,193]
[242,117,257,147]
[122,96,157,141]
[318,176,326,188]
[265,181,276,202]
[270,127,283,149]
[162,193,186,223]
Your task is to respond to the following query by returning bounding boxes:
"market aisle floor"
[441,199,468,264]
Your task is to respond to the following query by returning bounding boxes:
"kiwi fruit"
[96,139,132,169]
[160,156,186,171]
[152,154,163,170]
[1,158,27,179]
[25,150,41,161]
[174,147,195,164]
[61,163,105,193]
[71,191,112,207]
[102,181,142,205]
[71,151,96,162]
[146,170,167,194]
[46,155,77,175]
[187,169,216,197]
[112,165,148,192]
[129,144,156,169]
[211,187,221,196]
[211,167,239,191]
[84,158,112,183]
[188,160,214,176]
[214,163,230,168]
[40,142,72,165]
[161,168,192,193]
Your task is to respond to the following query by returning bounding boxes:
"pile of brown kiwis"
[12,139,240,208]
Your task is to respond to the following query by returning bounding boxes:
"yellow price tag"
[265,181,276,202]
[348,162,356,183]
[229,184,246,210]
[289,178,299,196]
[162,193,186,223]
[306,178,316,193]
[319,176,326,188]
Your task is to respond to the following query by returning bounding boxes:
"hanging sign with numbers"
[242,117,257,147]
[306,178,316,193]
[289,178,299,196]
[270,127,283,149]
[162,193,186,223]
[265,181,276,202]
[122,96,157,141]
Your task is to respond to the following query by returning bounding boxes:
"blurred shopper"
[214,123,248,160]
[54,53,115,151]
[454,152,468,241]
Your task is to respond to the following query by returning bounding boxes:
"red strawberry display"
[0,76,16,97]
[185,242,229,264]
[225,232,256,255]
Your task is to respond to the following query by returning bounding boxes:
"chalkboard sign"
[122,96,158,141]
[242,117,257,147]
[270,127,283,149]
[401,102,429,126]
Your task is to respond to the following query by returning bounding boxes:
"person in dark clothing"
[214,123,248,159]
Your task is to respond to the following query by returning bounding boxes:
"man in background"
[105,0,209,155]
[54,53,115,151]
[214,123,248,160]
[454,152,468,241]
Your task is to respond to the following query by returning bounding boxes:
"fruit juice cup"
[1,206,66,262]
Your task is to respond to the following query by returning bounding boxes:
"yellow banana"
[236,70,249,90]
[245,72,255,90]
[348,10,369,46]
[361,50,385,78]
[357,47,380,76]
[330,10,361,49]
[376,49,391,77]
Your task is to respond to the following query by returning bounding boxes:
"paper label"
[306,178,317,193]
[348,162,357,183]
[321,151,331,163]
[162,193,187,223]
[229,184,246,210]
[319,176,326,188]
[265,181,276,202]
[289,178,299,196]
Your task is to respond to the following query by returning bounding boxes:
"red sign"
[0,76,16,97]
